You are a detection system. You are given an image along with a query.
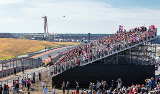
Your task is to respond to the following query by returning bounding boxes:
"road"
[31,46,74,60]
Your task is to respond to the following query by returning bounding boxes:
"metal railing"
[0,67,48,87]
[0,58,43,78]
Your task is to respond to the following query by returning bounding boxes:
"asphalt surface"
[31,46,74,60]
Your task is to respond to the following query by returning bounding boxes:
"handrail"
[80,37,157,66]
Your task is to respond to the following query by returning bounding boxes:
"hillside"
[0,38,79,60]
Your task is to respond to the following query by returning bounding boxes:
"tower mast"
[42,16,48,40]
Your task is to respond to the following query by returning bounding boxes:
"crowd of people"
[1,71,160,94]
[1,72,160,94]
[0,84,9,94]
[0,72,43,94]
[0,78,32,94]
[51,25,157,75]
[0,25,157,94]
[12,78,32,93]
[58,77,160,94]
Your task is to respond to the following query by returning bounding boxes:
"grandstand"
[0,25,158,89]
[49,25,158,88]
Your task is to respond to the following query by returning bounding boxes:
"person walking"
[117,78,122,89]
[32,72,36,83]
[39,72,41,81]
[66,81,70,94]
[41,81,46,90]
[62,81,65,94]
[15,80,19,93]
[3,84,9,94]
[21,79,25,91]
[43,86,48,94]
[51,86,56,94]
[27,78,31,91]
[14,68,16,75]
[75,81,79,94]
[0,85,3,94]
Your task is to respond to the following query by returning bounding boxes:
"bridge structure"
[48,25,158,88]
[0,25,158,88]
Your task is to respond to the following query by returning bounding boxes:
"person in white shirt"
[41,80,46,93]
[51,86,56,94]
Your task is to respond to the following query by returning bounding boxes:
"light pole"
[88,33,91,43]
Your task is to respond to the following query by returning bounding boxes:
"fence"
[0,57,43,78]
[0,66,49,89]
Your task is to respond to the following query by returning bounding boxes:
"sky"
[0,0,160,34]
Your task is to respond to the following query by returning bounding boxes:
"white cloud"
[0,0,23,5]
[0,0,160,34]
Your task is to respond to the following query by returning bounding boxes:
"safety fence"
[0,57,43,78]
[0,67,49,88]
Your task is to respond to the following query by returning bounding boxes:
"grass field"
[0,38,79,60]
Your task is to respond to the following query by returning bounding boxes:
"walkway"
[0,65,65,94]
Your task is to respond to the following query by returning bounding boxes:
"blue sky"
[0,0,160,34]
[107,0,160,9]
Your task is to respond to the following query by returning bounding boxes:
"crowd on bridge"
[51,25,157,75]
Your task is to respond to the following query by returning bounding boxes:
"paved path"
[31,46,73,60]
[0,67,47,84]
[0,46,73,93]
[3,66,64,94]
[0,65,77,94]
[0,66,50,94]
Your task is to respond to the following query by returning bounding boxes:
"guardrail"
[0,67,49,88]
[0,45,75,79]
[0,58,43,78]
[80,36,157,66]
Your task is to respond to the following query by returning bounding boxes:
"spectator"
[41,81,46,90]
[24,77,27,88]
[39,72,42,81]
[51,86,56,94]
[3,84,9,94]
[32,72,36,83]
[75,81,79,94]
[21,79,25,90]
[116,78,122,89]
[96,81,101,91]
[0,85,3,94]
[151,77,156,90]
[66,81,70,94]
[43,86,48,94]
[62,81,65,94]
[15,80,19,93]
[14,68,16,76]
[27,78,31,91]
